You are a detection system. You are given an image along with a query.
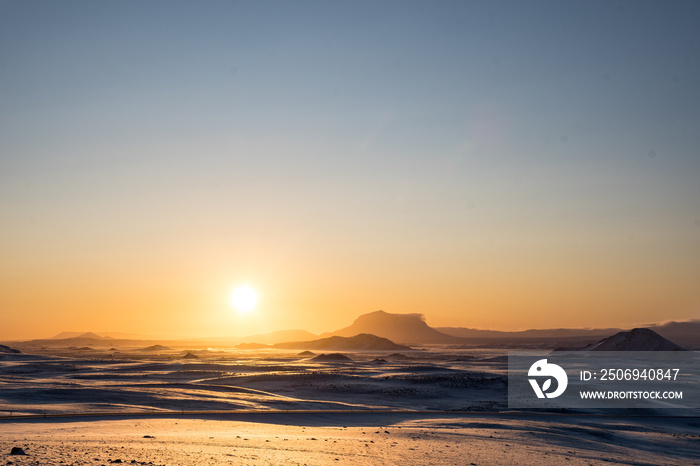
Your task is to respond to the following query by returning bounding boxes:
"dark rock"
[311,353,353,362]
[9,447,27,455]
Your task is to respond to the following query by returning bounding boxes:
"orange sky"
[2,2,699,340]
[2,216,698,340]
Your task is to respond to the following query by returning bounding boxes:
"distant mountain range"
[50,331,185,341]
[647,321,700,348]
[7,310,698,350]
[48,329,318,345]
[438,320,699,349]
[436,326,617,340]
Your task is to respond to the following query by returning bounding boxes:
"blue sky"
[1,1,699,338]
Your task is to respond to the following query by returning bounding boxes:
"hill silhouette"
[51,331,85,339]
[140,344,172,351]
[437,320,699,349]
[326,310,462,345]
[273,333,410,351]
[436,326,617,340]
[51,332,105,340]
[650,321,700,349]
[0,344,21,354]
[312,353,353,362]
[586,328,686,351]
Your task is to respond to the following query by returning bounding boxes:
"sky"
[1,0,699,340]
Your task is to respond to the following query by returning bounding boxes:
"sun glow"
[229,285,259,314]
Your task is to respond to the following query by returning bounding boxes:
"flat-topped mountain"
[325,310,462,345]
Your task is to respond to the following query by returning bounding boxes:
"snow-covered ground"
[0,348,508,415]
[1,348,699,464]
[1,414,699,465]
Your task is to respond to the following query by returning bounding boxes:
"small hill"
[587,328,686,351]
[327,310,462,345]
[0,344,21,354]
[274,333,410,351]
[140,344,172,351]
[183,352,200,359]
[312,353,353,362]
[297,350,316,356]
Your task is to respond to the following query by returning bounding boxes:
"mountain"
[51,332,86,339]
[76,332,104,340]
[43,330,317,346]
[649,321,700,349]
[326,310,462,345]
[52,331,107,339]
[436,327,619,340]
[52,331,186,340]
[586,328,686,351]
[51,331,113,340]
[273,333,411,351]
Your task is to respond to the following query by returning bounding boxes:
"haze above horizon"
[1,1,699,340]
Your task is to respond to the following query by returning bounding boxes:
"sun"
[229,285,259,314]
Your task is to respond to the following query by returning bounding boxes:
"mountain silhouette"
[325,310,462,345]
[587,328,686,351]
[274,333,410,351]
[650,321,700,349]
